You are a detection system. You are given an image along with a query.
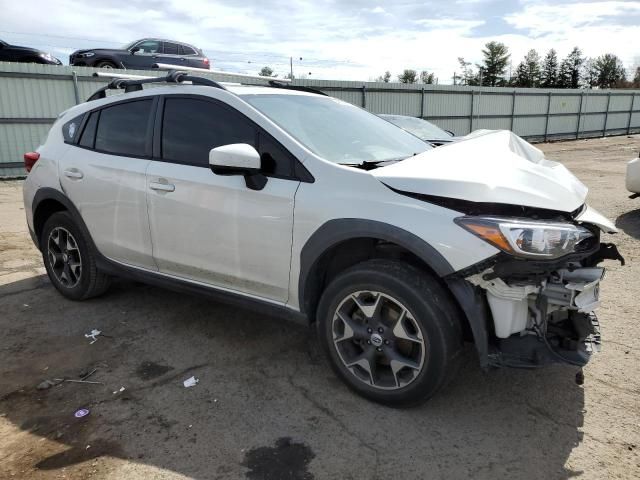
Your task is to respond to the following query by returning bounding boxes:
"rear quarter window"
[62,114,84,144]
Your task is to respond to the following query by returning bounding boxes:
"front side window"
[134,40,160,54]
[95,100,152,156]
[161,97,256,167]
[242,94,431,165]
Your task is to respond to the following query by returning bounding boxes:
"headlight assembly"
[455,216,595,259]
[78,52,95,58]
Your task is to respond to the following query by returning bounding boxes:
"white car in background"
[22,72,624,406]
[627,154,640,199]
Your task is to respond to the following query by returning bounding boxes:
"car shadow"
[616,208,640,239]
[0,276,585,479]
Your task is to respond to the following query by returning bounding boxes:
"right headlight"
[455,216,595,259]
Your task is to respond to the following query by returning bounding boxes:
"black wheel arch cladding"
[298,218,490,364]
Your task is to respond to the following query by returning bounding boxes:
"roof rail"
[87,70,226,101]
[153,63,292,83]
[267,80,327,96]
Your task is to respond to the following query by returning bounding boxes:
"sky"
[1,0,639,83]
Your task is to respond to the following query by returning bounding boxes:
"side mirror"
[209,143,267,190]
[130,46,140,54]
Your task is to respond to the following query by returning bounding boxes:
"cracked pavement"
[1,135,639,479]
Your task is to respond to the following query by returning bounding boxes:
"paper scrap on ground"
[84,329,102,344]
[183,376,199,388]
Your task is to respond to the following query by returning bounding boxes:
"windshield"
[380,115,452,142]
[121,40,137,50]
[242,94,431,165]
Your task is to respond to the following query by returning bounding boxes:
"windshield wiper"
[342,154,419,170]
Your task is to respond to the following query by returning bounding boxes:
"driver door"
[125,40,161,69]
[145,95,300,303]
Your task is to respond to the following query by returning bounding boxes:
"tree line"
[375,42,639,89]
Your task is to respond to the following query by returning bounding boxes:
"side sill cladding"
[298,218,456,315]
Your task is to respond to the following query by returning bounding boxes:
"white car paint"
[373,130,588,212]
[627,156,640,195]
[22,83,617,346]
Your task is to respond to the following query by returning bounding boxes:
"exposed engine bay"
[465,241,624,368]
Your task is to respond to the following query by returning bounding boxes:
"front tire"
[317,259,463,407]
[41,211,111,300]
[95,60,118,69]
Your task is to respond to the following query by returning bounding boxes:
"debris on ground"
[84,329,102,344]
[183,376,199,388]
[74,408,90,418]
[113,386,125,395]
[36,379,58,390]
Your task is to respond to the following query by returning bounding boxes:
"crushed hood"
[372,130,588,213]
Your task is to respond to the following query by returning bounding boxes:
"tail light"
[24,151,40,172]
[203,57,210,69]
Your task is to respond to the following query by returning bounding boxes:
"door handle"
[180,58,186,61]
[64,168,83,179]
[149,181,175,192]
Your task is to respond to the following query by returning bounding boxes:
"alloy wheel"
[332,290,426,390]
[47,227,83,288]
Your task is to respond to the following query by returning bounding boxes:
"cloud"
[0,0,638,83]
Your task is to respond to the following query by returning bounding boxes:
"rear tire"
[317,259,463,407]
[41,211,111,300]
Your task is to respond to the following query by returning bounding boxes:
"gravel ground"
[0,135,639,480]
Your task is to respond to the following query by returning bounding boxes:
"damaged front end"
[444,206,625,369]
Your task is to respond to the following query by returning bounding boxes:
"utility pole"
[453,72,458,85]
[290,56,293,80]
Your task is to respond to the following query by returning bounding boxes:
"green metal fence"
[1,62,639,177]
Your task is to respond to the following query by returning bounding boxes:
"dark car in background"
[0,39,61,65]
[70,38,210,70]
[379,114,458,146]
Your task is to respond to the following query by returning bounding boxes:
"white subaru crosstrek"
[22,73,624,406]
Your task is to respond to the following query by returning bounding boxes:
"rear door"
[58,98,157,269]
[158,42,185,67]
[145,95,299,302]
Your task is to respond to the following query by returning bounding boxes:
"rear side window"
[161,97,256,167]
[163,42,179,55]
[179,45,197,55]
[79,111,99,148]
[95,100,152,157]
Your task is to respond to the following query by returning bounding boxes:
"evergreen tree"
[480,41,510,86]
[513,50,541,87]
[564,47,584,89]
[540,49,559,88]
